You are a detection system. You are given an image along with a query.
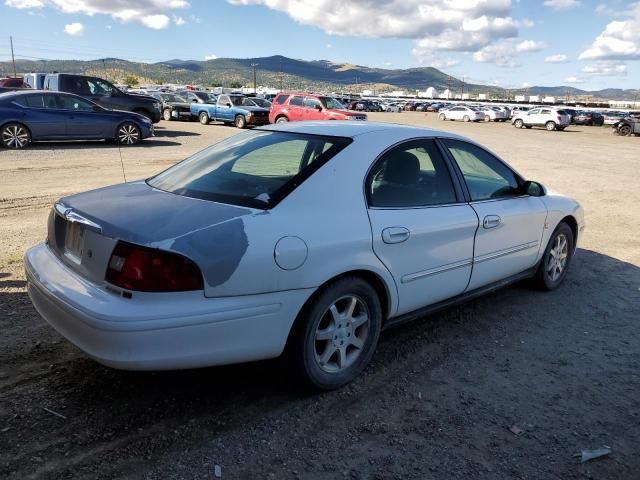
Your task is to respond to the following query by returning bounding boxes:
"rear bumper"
[25,243,313,370]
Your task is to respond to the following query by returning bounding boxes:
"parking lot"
[1,114,639,479]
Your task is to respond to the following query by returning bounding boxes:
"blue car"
[0,90,153,149]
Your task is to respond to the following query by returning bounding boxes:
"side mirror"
[523,180,546,197]
[315,104,323,111]
[92,105,102,112]
[191,98,198,103]
[226,103,233,107]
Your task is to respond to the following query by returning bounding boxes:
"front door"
[55,94,111,138]
[216,95,233,122]
[303,96,324,120]
[366,139,478,316]
[441,139,548,290]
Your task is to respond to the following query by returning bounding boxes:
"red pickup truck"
[269,92,367,124]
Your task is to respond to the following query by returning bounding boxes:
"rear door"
[442,139,547,290]
[12,93,67,138]
[366,139,478,315]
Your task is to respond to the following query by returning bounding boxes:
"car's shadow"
[25,139,183,150]
[1,248,639,478]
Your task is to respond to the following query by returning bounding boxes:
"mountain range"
[1,55,637,101]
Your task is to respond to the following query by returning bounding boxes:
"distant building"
[542,96,555,103]
[477,93,487,100]
[440,89,452,99]
[529,95,540,103]
[417,87,437,98]
[514,95,526,102]
[362,89,374,96]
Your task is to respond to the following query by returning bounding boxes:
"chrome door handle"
[483,215,502,229]
[382,227,410,244]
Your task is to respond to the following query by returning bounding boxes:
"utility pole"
[251,63,258,94]
[10,36,17,77]
[460,75,465,99]
[102,58,108,80]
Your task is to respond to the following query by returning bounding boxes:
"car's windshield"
[148,130,352,209]
[320,97,344,109]
[195,92,216,102]
[230,96,247,106]
[162,94,185,102]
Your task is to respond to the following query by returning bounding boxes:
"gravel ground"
[1,114,639,479]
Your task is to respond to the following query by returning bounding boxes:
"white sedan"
[25,122,584,391]
[479,107,509,122]
[439,106,484,122]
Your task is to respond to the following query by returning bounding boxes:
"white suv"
[512,107,570,131]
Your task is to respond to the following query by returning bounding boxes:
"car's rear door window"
[12,94,46,108]
[148,131,351,209]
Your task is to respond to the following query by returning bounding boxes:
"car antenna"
[117,143,128,183]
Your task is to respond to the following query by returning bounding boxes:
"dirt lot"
[1,114,639,480]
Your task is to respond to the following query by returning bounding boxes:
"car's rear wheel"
[463,115,470,122]
[439,113,446,121]
[163,108,173,121]
[533,222,574,291]
[514,119,524,129]
[618,125,632,136]
[275,116,289,124]
[1,122,31,149]
[235,115,247,129]
[116,122,141,145]
[485,115,491,122]
[199,112,209,125]
[287,277,382,391]
[546,121,557,131]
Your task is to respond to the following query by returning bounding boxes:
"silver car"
[25,122,584,390]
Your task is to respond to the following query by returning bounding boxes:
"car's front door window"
[56,95,96,112]
[444,139,520,201]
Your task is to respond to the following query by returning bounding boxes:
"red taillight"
[106,241,203,292]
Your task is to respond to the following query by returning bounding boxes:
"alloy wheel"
[547,233,568,282]
[118,124,140,145]
[2,124,29,149]
[314,295,370,373]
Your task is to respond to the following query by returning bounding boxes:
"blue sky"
[1,0,639,91]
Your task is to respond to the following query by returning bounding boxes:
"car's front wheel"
[439,113,446,121]
[618,125,632,136]
[287,277,382,391]
[163,108,173,121]
[514,119,524,129]
[275,116,289,124]
[485,115,491,122]
[533,222,574,291]
[235,115,247,129]
[116,122,141,145]
[1,122,31,149]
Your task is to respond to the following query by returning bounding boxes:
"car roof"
[257,121,467,140]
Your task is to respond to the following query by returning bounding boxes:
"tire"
[235,115,247,129]
[514,119,524,129]
[525,125,532,129]
[618,125,632,136]
[286,276,382,391]
[275,116,289,124]
[439,113,446,121]
[546,121,556,131]
[463,115,470,122]
[533,222,574,291]
[1,122,31,149]
[163,108,173,121]
[199,112,209,125]
[116,122,141,145]
[485,115,491,122]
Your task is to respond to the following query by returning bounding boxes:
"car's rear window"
[148,130,352,209]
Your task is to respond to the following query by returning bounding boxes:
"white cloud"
[582,61,627,75]
[545,53,568,63]
[473,39,546,66]
[64,22,84,35]
[564,76,585,83]
[231,0,527,63]
[105,24,112,29]
[521,82,531,88]
[430,58,460,69]
[544,0,580,9]
[5,0,43,8]
[326,43,332,49]
[174,15,186,25]
[5,0,189,29]
[204,54,218,60]
[579,3,640,60]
